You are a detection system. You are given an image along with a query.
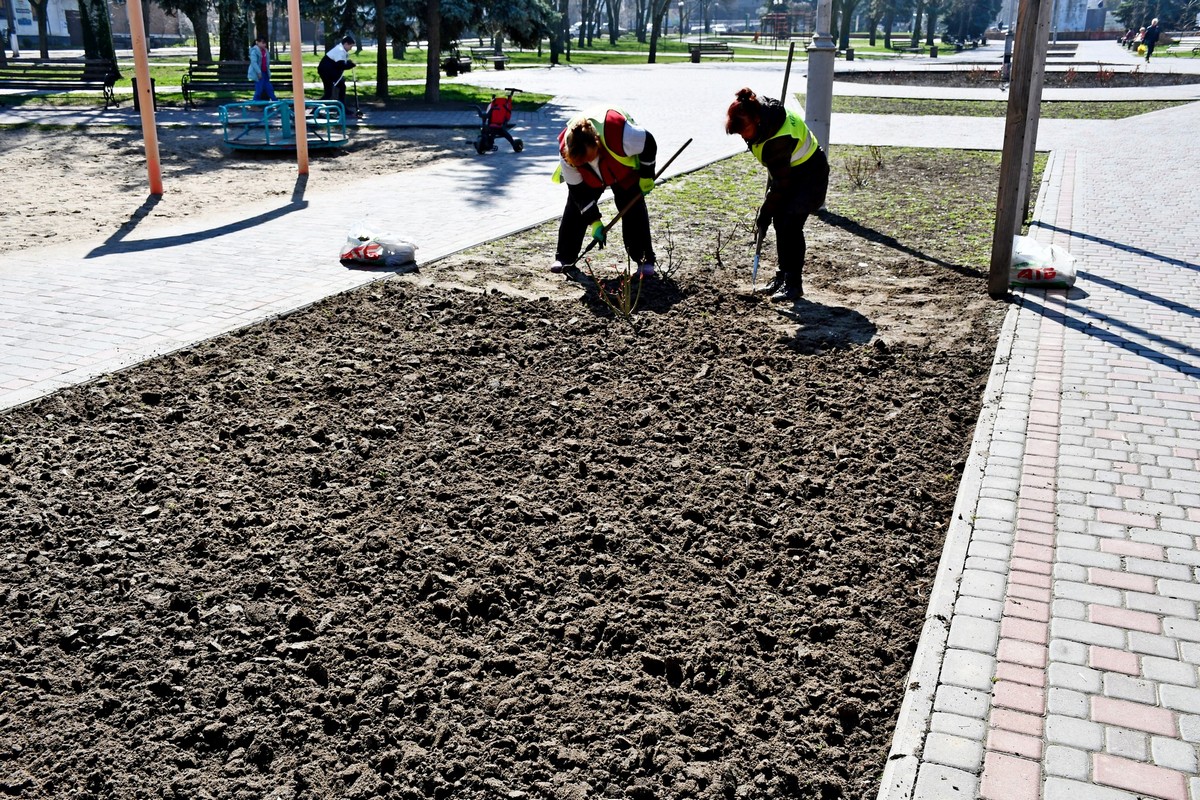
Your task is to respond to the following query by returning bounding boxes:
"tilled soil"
[0,146,1007,799]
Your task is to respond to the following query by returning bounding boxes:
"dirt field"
[0,121,1008,799]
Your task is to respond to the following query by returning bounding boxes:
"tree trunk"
[185,5,212,63]
[32,0,50,57]
[77,0,117,61]
[339,0,357,44]
[217,0,248,60]
[648,0,669,61]
[867,13,879,45]
[374,0,387,98]
[423,0,439,103]
[883,7,894,48]
[911,0,923,46]
[254,6,268,40]
[924,4,937,45]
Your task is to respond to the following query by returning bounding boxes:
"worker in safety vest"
[550,106,659,278]
[726,87,829,304]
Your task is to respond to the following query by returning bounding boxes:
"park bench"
[1166,36,1200,55]
[889,42,924,53]
[441,49,472,77]
[469,46,511,70]
[688,41,734,62]
[182,59,295,109]
[0,57,119,108]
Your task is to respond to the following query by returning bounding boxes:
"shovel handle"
[575,137,693,263]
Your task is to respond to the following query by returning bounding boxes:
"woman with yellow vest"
[726,87,829,303]
[551,107,659,278]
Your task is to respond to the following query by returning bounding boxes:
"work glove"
[756,205,772,234]
[346,60,357,69]
[589,220,607,249]
[639,177,655,195]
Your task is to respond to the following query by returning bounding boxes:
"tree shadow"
[816,209,983,278]
[772,297,879,353]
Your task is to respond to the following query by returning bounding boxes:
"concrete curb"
[874,149,1062,800]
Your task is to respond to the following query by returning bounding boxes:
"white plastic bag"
[1010,235,1076,288]
[339,222,418,270]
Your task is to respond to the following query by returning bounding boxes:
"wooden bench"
[889,42,923,53]
[441,50,472,77]
[469,46,511,70]
[688,41,734,61]
[0,57,119,107]
[181,59,294,109]
[1166,36,1200,55]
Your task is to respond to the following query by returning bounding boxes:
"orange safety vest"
[554,107,641,189]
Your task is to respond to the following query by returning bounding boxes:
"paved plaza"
[3,39,1200,799]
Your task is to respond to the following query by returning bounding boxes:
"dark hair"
[725,87,762,136]
[565,119,599,161]
[255,35,268,43]
[342,34,355,44]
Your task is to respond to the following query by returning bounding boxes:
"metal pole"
[805,0,835,152]
[125,0,162,195]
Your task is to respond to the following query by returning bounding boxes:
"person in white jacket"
[248,36,276,101]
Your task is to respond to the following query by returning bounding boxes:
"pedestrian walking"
[725,87,830,303]
[550,106,659,278]
[319,34,357,106]
[1143,18,1161,61]
[248,36,276,101]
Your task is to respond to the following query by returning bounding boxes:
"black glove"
[756,206,771,233]
[346,60,356,69]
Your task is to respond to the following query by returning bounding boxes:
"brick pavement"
[879,86,1200,800]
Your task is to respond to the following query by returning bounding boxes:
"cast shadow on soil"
[85,174,309,259]
[1020,292,1200,378]
[771,297,878,353]
[567,267,687,318]
[817,210,983,278]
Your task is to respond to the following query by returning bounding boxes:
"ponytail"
[726,87,762,136]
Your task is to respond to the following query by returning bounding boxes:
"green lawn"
[794,93,1189,120]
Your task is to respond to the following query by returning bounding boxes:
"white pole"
[805,0,835,152]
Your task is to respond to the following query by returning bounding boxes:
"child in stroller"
[476,88,524,154]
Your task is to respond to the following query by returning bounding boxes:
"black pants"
[318,61,346,104]
[768,147,830,289]
[555,182,654,266]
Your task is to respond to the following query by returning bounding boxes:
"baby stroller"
[475,87,524,154]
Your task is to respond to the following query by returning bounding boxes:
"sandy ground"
[0,124,466,255]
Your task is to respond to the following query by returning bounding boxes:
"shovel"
[750,42,795,290]
[571,137,693,267]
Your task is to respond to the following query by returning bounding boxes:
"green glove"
[589,220,606,248]
[639,177,655,195]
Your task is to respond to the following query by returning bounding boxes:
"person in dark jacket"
[550,106,659,278]
[725,87,830,303]
[319,34,356,105]
[1143,18,1161,61]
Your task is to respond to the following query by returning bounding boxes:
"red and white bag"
[339,223,418,269]
[1010,235,1076,288]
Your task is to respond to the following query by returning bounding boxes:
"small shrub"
[583,258,642,325]
[868,145,885,169]
[1096,67,1115,85]
[844,155,871,189]
[964,66,987,84]
[1062,67,1077,86]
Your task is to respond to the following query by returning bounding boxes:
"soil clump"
[0,133,1007,799]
